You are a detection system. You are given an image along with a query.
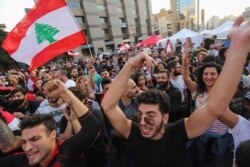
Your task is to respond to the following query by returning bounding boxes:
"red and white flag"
[67,50,80,56]
[2,0,87,71]
[119,43,131,53]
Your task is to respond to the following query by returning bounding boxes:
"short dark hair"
[158,69,170,77]
[101,68,108,74]
[167,60,178,71]
[68,87,86,101]
[19,114,56,134]
[236,139,250,167]
[10,88,25,96]
[201,55,216,64]
[70,66,78,72]
[101,77,112,88]
[57,69,67,76]
[138,89,171,114]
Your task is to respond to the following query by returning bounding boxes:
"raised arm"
[182,48,197,92]
[43,80,89,118]
[218,108,239,129]
[44,80,100,151]
[185,16,250,139]
[59,107,79,140]
[101,53,157,138]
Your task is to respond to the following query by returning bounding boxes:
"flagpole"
[86,42,93,57]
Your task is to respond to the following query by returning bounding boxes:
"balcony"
[72,8,84,16]
[120,22,127,28]
[101,23,109,29]
[118,13,125,18]
[122,33,129,39]
[103,34,111,40]
[99,11,108,17]
[79,23,88,30]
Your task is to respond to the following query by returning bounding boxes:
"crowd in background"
[1,29,250,167]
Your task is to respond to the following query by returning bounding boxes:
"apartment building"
[67,0,153,55]
[156,9,176,38]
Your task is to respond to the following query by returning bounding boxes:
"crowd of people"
[0,16,250,167]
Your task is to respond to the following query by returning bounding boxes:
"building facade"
[243,7,250,20]
[207,16,220,29]
[68,0,153,55]
[171,0,199,31]
[156,9,176,38]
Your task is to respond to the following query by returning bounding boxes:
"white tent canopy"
[204,20,234,39]
[157,28,203,49]
[199,29,212,35]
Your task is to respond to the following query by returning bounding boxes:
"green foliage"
[0,28,16,64]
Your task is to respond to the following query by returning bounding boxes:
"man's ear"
[163,113,169,125]
[123,89,128,96]
[50,130,57,141]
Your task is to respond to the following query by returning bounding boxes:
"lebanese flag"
[2,0,87,71]
[119,43,131,53]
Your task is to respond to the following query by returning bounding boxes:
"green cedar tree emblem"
[35,23,60,44]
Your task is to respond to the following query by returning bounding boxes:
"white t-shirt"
[64,79,76,88]
[170,75,186,102]
[228,116,250,158]
[36,99,66,133]
[27,78,34,91]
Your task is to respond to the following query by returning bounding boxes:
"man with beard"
[9,88,40,119]
[54,69,76,88]
[109,78,139,167]
[100,16,250,167]
[35,81,66,134]
[100,68,111,80]
[157,69,182,108]
[167,60,187,103]
[70,66,79,82]
[156,69,184,122]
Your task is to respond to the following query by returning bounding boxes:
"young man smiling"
[101,16,250,167]
[0,79,100,167]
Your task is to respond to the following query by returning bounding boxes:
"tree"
[35,23,60,44]
[0,27,17,64]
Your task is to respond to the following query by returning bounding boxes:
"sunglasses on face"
[134,113,156,126]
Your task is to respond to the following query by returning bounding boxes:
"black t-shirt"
[127,119,188,167]
[60,112,108,167]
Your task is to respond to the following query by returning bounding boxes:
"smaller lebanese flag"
[119,43,131,53]
[67,50,80,56]
[2,0,87,71]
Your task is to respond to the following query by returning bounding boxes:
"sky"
[151,0,250,21]
[1,0,250,31]
[0,0,34,31]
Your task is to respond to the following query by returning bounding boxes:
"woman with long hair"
[76,76,96,100]
[182,48,233,167]
[131,72,149,92]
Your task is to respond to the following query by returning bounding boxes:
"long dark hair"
[195,62,222,94]
[131,72,148,87]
